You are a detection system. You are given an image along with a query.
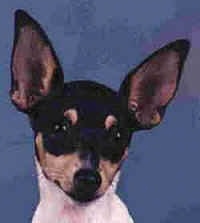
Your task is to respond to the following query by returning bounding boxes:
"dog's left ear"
[119,39,190,130]
[10,10,64,113]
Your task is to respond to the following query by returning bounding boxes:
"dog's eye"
[62,124,68,132]
[53,119,71,133]
[116,131,121,139]
[53,124,61,132]
[109,125,121,140]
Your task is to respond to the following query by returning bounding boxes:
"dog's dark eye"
[54,124,60,131]
[53,119,71,133]
[109,125,121,140]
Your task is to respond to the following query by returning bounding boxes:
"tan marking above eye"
[104,115,117,130]
[64,109,78,125]
[128,100,138,112]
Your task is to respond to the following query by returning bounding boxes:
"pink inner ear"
[126,50,181,128]
[129,50,180,111]
[11,25,61,111]
[39,46,57,95]
[13,26,56,93]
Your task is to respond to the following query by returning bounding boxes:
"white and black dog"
[10,9,190,223]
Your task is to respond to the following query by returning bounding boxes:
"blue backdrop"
[0,1,200,222]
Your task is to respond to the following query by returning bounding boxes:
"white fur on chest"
[32,158,134,223]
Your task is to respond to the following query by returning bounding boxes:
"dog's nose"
[73,169,101,202]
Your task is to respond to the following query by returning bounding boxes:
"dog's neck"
[32,157,134,223]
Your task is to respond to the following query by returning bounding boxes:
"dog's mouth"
[68,190,100,203]
[54,181,100,203]
[54,169,102,203]
[56,184,101,203]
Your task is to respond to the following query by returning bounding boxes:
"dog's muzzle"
[72,168,102,202]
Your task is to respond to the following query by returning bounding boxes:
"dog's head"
[10,10,190,202]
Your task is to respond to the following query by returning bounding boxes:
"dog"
[10,9,190,223]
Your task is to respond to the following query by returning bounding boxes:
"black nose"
[73,169,101,202]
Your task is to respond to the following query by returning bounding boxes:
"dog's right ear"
[10,10,64,113]
[119,39,190,130]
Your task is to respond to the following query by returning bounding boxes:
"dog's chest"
[32,200,110,223]
[32,194,133,223]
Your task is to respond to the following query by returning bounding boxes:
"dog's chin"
[53,180,102,203]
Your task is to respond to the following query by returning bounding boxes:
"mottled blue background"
[0,1,200,222]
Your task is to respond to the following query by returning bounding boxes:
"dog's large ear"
[10,10,64,112]
[119,39,190,130]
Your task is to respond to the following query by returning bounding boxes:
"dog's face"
[10,10,190,202]
[32,82,131,201]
